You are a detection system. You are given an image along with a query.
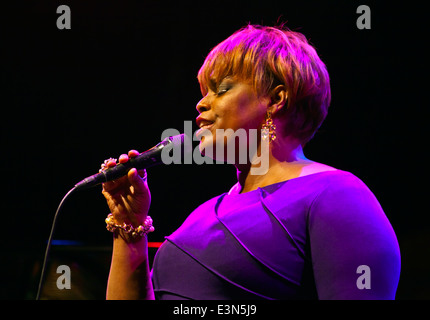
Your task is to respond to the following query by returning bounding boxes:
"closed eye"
[216,88,229,95]
[216,83,233,96]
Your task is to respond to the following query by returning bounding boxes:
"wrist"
[113,228,149,245]
[106,213,154,243]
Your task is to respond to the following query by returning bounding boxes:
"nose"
[196,95,211,114]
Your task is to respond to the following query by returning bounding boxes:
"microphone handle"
[74,139,170,190]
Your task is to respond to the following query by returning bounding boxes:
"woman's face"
[195,76,269,163]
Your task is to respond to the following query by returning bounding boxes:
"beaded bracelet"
[105,213,154,240]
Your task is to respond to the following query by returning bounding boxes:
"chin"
[199,131,249,165]
[198,135,225,162]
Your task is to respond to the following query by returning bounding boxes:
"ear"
[268,85,288,116]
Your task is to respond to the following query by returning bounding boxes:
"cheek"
[199,88,267,161]
[200,114,265,163]
[219,96,264,131]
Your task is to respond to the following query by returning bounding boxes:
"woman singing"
[101,24,400,300]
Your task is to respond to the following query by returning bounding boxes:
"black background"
[0,0,428,299]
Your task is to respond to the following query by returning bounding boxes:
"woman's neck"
[235,137,313,194]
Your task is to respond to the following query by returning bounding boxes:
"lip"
[196,116,215,138]
[200,123,214,130]
[195,123,215,138]
[196,115,215,130]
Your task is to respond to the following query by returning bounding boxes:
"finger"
[102,181,118,194]
[128,168,148,194]
[102,180,116,192]
[128,149,140,158]
[102,174,130,193]
[118,154,129,164]
[106,158,117,168]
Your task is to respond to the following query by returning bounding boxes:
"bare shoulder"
[299,161,338,177]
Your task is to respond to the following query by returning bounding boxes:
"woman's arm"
[101,151,155,300]
[107,234,154,300]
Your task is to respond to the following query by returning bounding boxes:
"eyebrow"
[213,75,235,86]
[204,74,235,95]
[209,78,217,89]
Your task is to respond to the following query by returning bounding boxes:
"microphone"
[74,134,188,191]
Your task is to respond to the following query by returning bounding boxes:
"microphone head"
[165,133,192,154]
[167,133,185,146]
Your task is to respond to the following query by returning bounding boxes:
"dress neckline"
[227,169,340,196]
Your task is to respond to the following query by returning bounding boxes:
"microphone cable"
[35,186,78,300]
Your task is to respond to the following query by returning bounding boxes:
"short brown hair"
[197,24,331,145]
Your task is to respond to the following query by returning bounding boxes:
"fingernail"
[119,154,128,163]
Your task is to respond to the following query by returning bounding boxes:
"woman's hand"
[103,151,155,300]
[101,150,151,228]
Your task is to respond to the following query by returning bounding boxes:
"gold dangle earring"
[261,110,277,143]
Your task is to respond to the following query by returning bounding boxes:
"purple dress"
[151,170,401,299]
